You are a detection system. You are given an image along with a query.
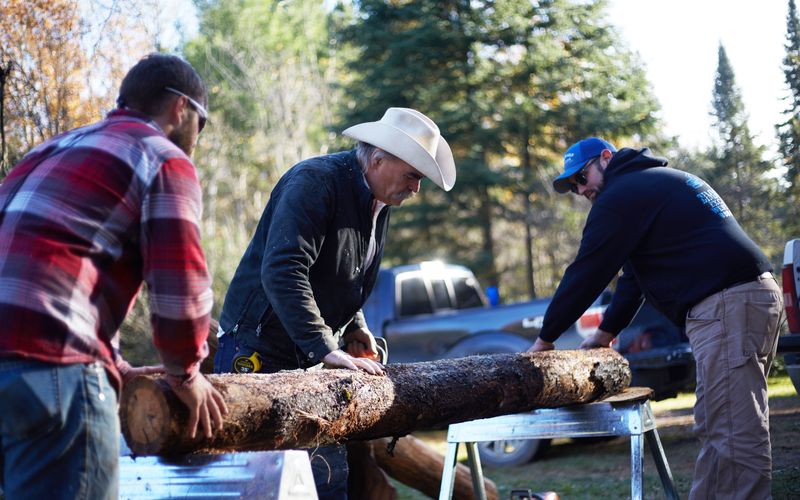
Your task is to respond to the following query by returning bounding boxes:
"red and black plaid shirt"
[0,109,212,392]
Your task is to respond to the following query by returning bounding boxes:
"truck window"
[452,276,484,309]
[430,279,452,310]
[399,276,433,317]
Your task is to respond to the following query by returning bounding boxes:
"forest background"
[4,0,800,363]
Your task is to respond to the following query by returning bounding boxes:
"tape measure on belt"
[232,351,262,373]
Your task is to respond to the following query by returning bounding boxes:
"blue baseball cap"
[553,137,617,193]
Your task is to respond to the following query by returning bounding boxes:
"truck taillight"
[783,240,800,333]
[577,307,604,337]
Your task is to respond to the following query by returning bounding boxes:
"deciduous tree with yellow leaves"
[0,0,157,176]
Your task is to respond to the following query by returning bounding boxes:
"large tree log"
[121,349,630,456]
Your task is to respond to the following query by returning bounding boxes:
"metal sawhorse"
[438,387,679,500]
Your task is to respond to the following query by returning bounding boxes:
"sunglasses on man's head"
[569,157,597,194]
[164,87,207,133]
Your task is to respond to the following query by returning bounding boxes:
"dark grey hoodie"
[539,147,771,343]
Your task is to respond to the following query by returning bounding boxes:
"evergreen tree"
[778,0,800,237]
[336,0,662,299]
[708,44,782,257]
[335,0,505,289]
[482,0,660,297]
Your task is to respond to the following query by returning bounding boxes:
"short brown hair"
[116,53,206,117]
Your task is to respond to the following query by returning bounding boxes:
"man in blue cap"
[530,137,782,500]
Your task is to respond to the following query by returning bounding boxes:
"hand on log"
[322,348,385,375]
[120,349,630,456]
[163,373,228,439]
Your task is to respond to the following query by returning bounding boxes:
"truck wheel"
[477,436,550,467]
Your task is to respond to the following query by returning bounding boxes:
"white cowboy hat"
[342,107,456,191]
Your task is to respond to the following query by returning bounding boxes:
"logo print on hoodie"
[684,173,731,219]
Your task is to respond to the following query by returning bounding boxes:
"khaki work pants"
[686,273,783,500]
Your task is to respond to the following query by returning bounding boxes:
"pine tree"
[336,0,661,299]
[485,0,660,298]
[778,0,800,237]
[708,44,782,256]
[335,0,505,289]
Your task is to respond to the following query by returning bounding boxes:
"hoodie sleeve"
[538,201,645,343]
[597,263,644,335]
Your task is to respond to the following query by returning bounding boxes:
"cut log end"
[120,376,179,456]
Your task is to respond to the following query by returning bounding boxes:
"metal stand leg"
[465,442,487,500]
[645,429,680,500]
[440,392,679,499]
[631,433,644,500]
[438,442,460,500]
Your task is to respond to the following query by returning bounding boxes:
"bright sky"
[607,0,790,154]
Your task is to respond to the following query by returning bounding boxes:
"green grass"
[392,376,800,499]
[649,390,696,413]
[766,374,799,398]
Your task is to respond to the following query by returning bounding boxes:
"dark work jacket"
[218,150,390,369]
[538,147,771,343]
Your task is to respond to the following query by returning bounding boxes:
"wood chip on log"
[120,349,630,456]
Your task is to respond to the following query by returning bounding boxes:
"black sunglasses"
[164,87,207,133]
[569,157,597,194]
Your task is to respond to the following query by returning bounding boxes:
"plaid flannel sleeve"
[141,156,213,378]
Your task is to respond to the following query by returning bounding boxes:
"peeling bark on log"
[120,349,630,456]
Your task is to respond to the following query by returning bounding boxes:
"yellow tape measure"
[232,352,262,373]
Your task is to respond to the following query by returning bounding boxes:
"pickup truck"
[779,240,800,394]
[362,261,694,466]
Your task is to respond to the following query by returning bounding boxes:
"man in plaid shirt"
[0,54,227,499]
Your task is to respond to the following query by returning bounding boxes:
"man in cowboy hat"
[214,107,456,499]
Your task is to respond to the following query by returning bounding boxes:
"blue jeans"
[309,444,349,500]
[214,330,237,373]
[0,359,119,499]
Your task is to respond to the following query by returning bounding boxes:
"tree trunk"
[120,349,630,456]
